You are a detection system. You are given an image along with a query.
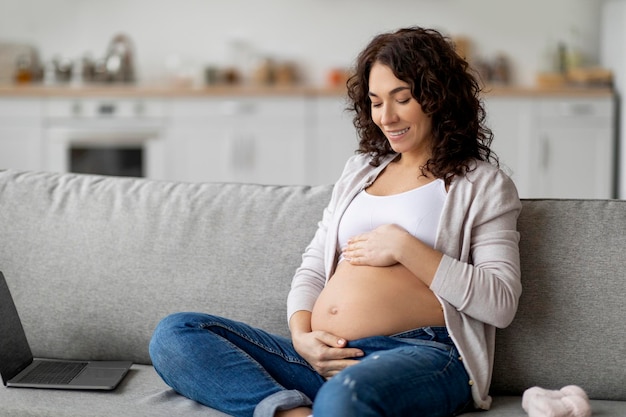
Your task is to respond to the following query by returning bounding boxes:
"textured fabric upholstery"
[492,199,626,401]
[0,170,331,365]
[0,170,624,416]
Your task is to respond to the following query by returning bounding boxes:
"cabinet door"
[533,98,614,199]
[238,125,306,186]
[178,124,307,185]
[0,126,43,171]
[167,98,307,184]
[483,97,533,197]
[165,125,230,183]
[535,126,613,199]
[0,99,43,171]
[310,97,358,185]
[240,98,307,185]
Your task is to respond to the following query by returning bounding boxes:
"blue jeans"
[149,312,473,417]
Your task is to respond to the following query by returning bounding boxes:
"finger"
[347,234,366,244]
[347,254,366,265]
[323,359,361,379]
[315,334,364,359]
[342,246,363,262]
[324,345,364,360]
[315,331,349,348]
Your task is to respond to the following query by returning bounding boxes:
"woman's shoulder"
[339,152,395,179]
[451,159,520,200]
[344,152,372,169]
[447,159,522,218]
[461,159,514,185]
[328,153,396,202]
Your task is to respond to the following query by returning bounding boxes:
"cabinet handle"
[541,136,550,171]
[71,101,83,116]
[98,103,116,115]
[560,102,595,117]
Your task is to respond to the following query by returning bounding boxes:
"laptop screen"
[0,272,34,385]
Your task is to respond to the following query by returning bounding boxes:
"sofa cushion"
[492,199,626,401]
[460,396,626,416]
[1,365,623,417]
[0,365,230,417]
[0,170,333,365]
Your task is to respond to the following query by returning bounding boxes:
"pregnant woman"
[150,26,522,417]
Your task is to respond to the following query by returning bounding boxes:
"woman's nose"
[380,105,398,125]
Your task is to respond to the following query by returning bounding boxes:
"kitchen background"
[0,0,604,86]
[0,0,624,199]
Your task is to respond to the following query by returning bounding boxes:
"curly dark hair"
[346,26,497,180]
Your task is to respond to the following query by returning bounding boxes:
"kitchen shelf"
[0,83,613,98]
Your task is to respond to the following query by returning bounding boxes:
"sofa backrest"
[492,199,626,401]
[0,170,624,401]
[0,170,332,365]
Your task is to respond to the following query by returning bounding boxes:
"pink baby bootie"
[522,385,591,417]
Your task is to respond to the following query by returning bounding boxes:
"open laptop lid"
[0,271,34,385]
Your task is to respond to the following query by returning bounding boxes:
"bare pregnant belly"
[310,261,445,340]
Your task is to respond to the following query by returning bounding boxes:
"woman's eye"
[398,98,411,104]
[371,102,382,108]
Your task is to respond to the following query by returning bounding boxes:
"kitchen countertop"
[0,83,614,98]
[0,84,345,98]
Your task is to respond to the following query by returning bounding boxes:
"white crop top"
[338,178,447,260]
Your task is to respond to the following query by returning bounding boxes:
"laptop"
[0,271,132,390]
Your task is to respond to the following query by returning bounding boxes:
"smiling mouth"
[387,127,409,137]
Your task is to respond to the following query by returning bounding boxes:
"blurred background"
[1,0,624,200]
[0,0,605,86]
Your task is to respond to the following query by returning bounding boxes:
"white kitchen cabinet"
[166,97,309,185]
[531,98,615,199]
[484,97,534,197]
[484,94,615,199]
[0,91,614,197]
[309,97,359,185]
[0,99,44,171]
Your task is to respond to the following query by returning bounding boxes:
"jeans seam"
[199,320,313,369]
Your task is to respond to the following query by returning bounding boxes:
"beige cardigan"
[287,153,522,410]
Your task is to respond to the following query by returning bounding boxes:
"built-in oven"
[44,97,166,179]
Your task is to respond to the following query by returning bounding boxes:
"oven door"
[45,122,165,179]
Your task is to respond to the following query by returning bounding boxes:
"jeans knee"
[149,312,195,366]
[314,371,371,415]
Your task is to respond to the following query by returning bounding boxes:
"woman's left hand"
[342,224,408,267]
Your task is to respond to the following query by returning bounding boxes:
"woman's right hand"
[289,310,363,379]
[292,329,364,379]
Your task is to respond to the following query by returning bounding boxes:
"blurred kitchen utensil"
[52,56,73,83]
[103,34,135,83]
[0,42,41,84]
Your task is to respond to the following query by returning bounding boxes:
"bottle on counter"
[14,54,33,84]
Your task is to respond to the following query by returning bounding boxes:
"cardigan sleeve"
[286,156,356,323]
[286,154,380,323]
[430,165,522,328]
[286,202,331,322]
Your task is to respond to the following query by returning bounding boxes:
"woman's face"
[368,62,434,157]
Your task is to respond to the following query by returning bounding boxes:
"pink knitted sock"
[522,385,591,417]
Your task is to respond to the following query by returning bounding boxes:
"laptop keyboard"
[20,361,88,384]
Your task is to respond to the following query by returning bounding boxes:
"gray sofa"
[0,169,624,417]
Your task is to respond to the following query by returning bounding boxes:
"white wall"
[0,0,603,86]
